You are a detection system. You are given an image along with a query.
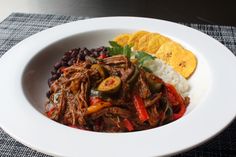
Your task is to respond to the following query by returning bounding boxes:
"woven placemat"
[0,13,235,157]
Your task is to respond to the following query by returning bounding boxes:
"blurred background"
[0,0,235,25]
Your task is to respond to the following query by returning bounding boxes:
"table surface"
[0,0,235,26]
[0,13,236,157]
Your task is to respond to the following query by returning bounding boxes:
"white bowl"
[0,17,236,157]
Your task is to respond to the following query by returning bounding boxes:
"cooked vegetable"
[90,97,103,106]
[98,76,121,93]
[133,94,149,122]
[165,83,186,120]
[123,118,134,131]
[91,64,105,78]
[98,53,107,59]
[45,44,190,132]
[87,101,112,115]
[46,107,56,118]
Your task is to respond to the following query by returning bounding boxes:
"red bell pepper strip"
[172,103,186,120]
[89,97,103,106]
[133,94,149,122]
[98,53,107,59]
[165,83,186,120]
[123,118,134,131]
[46,107,55,117]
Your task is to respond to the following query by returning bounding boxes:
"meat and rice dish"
[45,43,190,132]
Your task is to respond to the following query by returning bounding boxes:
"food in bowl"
[45,33,196,132]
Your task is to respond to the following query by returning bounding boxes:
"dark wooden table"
[33,0,235,26]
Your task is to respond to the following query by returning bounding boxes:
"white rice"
[143,58,190,96]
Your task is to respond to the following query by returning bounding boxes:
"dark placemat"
[0,13,235,157]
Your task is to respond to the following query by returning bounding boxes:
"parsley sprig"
[107,41,132,59]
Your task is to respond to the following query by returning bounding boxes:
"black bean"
[54,61,62,69]
[71,49,79,58]
[88,51,92,55]
[93,51,100,57]
[46,91,51,98]
[61,60,68,66]
[57,72,62,77]
[79,48,84,52]
[68,59,74,66]
[51,70,56,75]
[80,55,85,60]
[64,51,71,56]
[62,55,70,61]
[77,51,82,57]
[89,53,96,58]
[56,67,63,74]
[52,73,60,80]
[48,78,53,86]
[52,68,57,73]
[85,49,92,55]
[96,48,102,52]
[81,49,86,54]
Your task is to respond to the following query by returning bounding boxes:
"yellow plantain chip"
[155,41,179,64]
[136,33,157,52]
[113,34,131,47]
[156,41,197,78]
[146,34,170,54]
[128,31,149,50]
[170,49,197,78]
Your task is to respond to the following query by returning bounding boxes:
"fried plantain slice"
[136,33,157,52]
[114,33,131,47]
[146,34,170,54]
[128,31,149,50]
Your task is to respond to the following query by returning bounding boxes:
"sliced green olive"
[97,76,121,93]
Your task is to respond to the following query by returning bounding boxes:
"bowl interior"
[22,29,211,116]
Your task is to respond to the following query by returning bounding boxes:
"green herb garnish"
[108,41,132,59]
[135,51,155,67]
[107,41,124,56]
